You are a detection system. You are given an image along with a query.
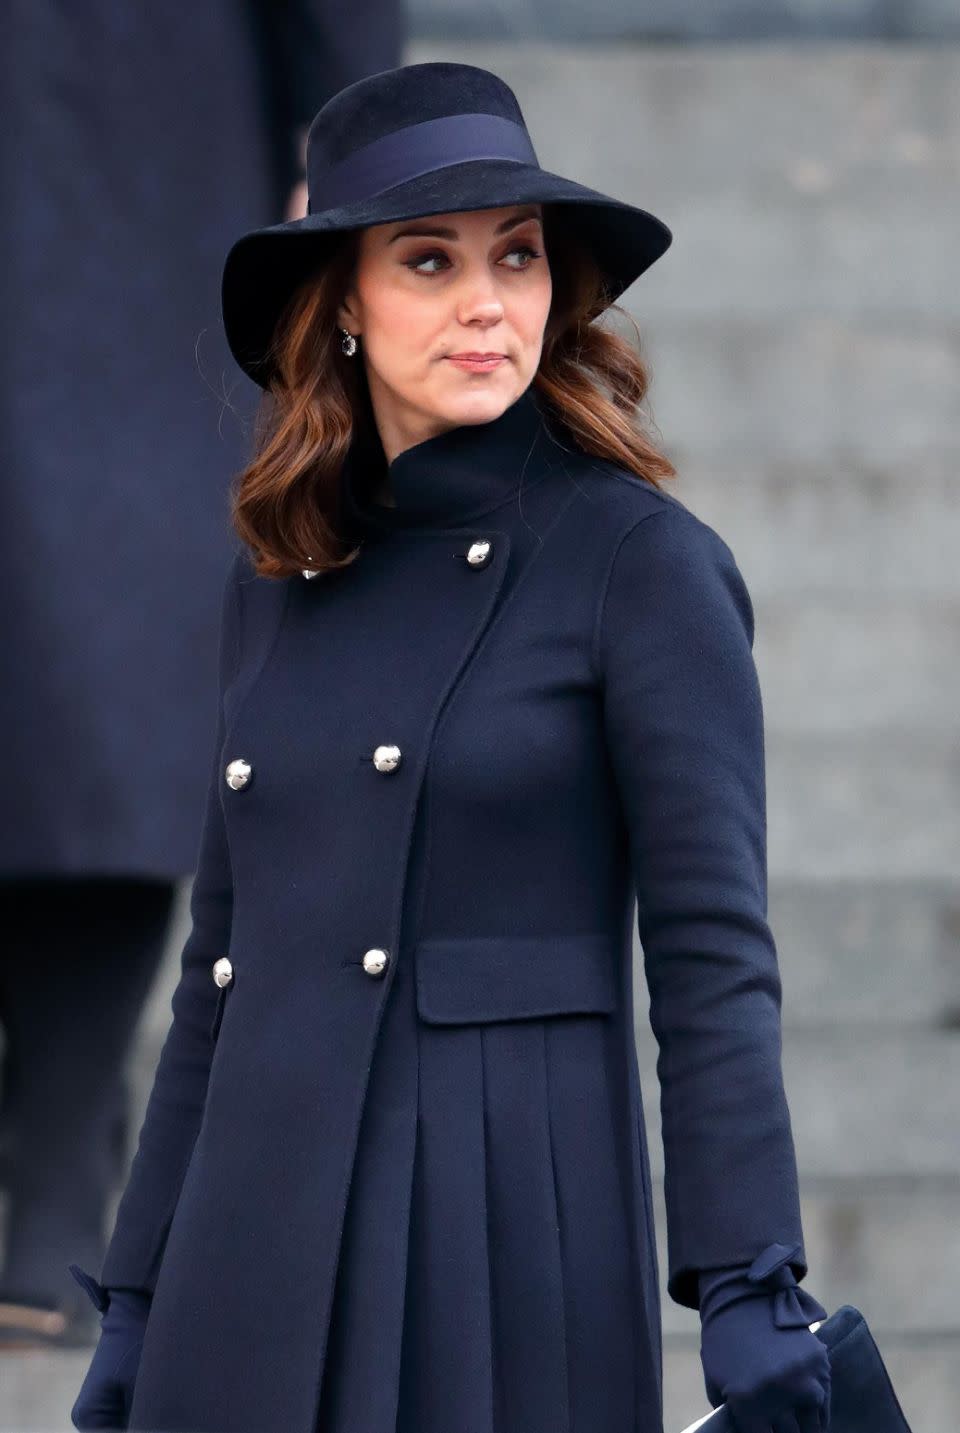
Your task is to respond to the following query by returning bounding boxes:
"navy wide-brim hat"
[221,60,673,388]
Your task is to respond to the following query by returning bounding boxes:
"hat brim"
[221,159,672,387]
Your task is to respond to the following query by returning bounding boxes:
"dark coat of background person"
[0,0,402,878]
[98,389,811,1433]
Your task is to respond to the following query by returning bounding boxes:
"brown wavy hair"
[231,205,678,579]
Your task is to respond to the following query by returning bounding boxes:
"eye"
[500,243,543,269]
[404,243,544,276]
[405,250,450,275]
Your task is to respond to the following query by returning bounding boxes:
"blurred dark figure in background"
[0,0,402,1347]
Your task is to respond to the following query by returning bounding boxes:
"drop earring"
[339,328,358,357]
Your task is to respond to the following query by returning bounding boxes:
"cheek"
[360,272,438,356]
[512,269,553,342]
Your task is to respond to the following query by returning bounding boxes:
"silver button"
[466,539,492,568]
[361,947,389,978]
[225,758,252,791]
[302,567,320,580]
[212,957,233,988]
[372,744,402,773]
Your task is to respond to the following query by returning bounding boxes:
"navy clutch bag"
[680,1305,914,1433]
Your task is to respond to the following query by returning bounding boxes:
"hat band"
[311,113,539,211]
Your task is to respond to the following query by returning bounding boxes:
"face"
[336,204,552,464]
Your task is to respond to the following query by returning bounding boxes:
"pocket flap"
[414,932,619,1025]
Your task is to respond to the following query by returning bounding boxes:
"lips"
[444,353,507,370]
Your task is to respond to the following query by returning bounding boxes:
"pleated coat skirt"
[97,387,807,1433]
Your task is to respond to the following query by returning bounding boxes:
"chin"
[438,381,524,426]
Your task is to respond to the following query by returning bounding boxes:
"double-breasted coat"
[97,386,808,1433]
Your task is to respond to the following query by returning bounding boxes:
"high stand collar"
[339,384,556,534]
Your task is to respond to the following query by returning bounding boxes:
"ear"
[335,295,361,336]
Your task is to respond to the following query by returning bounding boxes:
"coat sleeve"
[98,551,245,1293]
[595,503,807,1312]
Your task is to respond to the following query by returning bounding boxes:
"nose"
[458,299,505,332]
[457,270,505,328]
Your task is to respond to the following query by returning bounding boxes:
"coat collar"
[339,383,556,533]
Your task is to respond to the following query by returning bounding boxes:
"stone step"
[782,1029,960,1179]
[760,732,958,881]
[750,598,959,735]
[651,1175,960,1338]
[636,316,959,464]
[634,1026,960,1178]
[671,460,959,601]
[636,210,957,323]
[767,879,960,1029]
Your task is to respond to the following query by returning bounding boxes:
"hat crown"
[306,62,528,175]
[304,63,535,214]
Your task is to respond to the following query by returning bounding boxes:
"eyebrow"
[387,209,543,244]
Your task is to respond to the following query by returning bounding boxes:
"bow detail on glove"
[744,1241,829,1330]
[698,1242,832,1429]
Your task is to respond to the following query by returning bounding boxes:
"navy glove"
[68,1264,152,1430]
[698,1240,832,1433]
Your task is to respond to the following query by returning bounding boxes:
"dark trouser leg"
[0,876,175,1308]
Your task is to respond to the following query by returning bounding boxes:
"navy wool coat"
[98,386,808,1433]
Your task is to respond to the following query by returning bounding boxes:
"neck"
[369,388,469,475]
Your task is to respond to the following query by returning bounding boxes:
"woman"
[70,61,832,1433]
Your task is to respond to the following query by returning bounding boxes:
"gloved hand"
[68,1263,152,1430]
[698,1240,832,1433]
